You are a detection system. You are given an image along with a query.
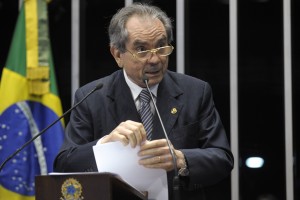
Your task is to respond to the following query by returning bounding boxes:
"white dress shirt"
[96,70,158,145]
[123,69,158,114]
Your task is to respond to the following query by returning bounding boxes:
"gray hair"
[108,3,173,53]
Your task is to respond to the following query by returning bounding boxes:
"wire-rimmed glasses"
[126,45,174,61]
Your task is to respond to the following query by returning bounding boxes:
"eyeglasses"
[126,45,174,61]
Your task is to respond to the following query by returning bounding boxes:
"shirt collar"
[123,69,158,100]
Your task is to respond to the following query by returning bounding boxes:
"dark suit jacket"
[54,69,234,200]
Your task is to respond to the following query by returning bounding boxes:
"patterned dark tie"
[139,89,153,140]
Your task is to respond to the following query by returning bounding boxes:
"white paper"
[93,141,168,200]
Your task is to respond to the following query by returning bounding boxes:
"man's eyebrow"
[132,40,148,46]
[132,36,168,47]
[157,37,168,44]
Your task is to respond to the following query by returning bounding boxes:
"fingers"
[122,120,147,147]
[140,154,171,164]
[139,139,170,155]
[139,154,174,171]
[138,139,176,171]
[102,120,147,147]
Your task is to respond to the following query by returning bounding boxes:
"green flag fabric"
[0,0,64,199]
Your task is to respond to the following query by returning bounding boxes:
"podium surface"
[35,172,147,200]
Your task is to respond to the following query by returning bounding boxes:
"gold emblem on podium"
[60,178,84,200]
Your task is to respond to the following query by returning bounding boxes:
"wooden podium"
[35,172,147,200]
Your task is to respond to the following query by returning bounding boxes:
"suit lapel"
[105,70,183,140]
[152,72,183,140]
[106,71,141,125]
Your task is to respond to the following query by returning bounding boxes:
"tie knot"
[140,89,151,103]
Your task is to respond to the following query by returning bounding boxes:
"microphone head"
[142,74,149,84]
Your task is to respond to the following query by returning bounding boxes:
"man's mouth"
[144,70,159,76]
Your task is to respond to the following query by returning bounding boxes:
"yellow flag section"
[0,0,64,199]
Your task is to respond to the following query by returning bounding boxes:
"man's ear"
[110,46,123,68]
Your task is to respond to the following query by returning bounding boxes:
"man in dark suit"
[54,3,234,200]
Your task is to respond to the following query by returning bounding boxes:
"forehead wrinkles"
[127,17,166,43]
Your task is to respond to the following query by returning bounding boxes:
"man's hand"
[100,120,147,148]
[138,139,186,171]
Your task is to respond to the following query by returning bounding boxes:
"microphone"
[142,75,181,200]
[0,82,103,172]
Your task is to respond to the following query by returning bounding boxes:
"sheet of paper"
[93,141,168,200]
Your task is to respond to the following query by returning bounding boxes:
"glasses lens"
[157,46,173,56]
[136,51,149,58]
[135,46,173,59]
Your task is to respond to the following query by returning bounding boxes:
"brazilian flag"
[0,0,64,199]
